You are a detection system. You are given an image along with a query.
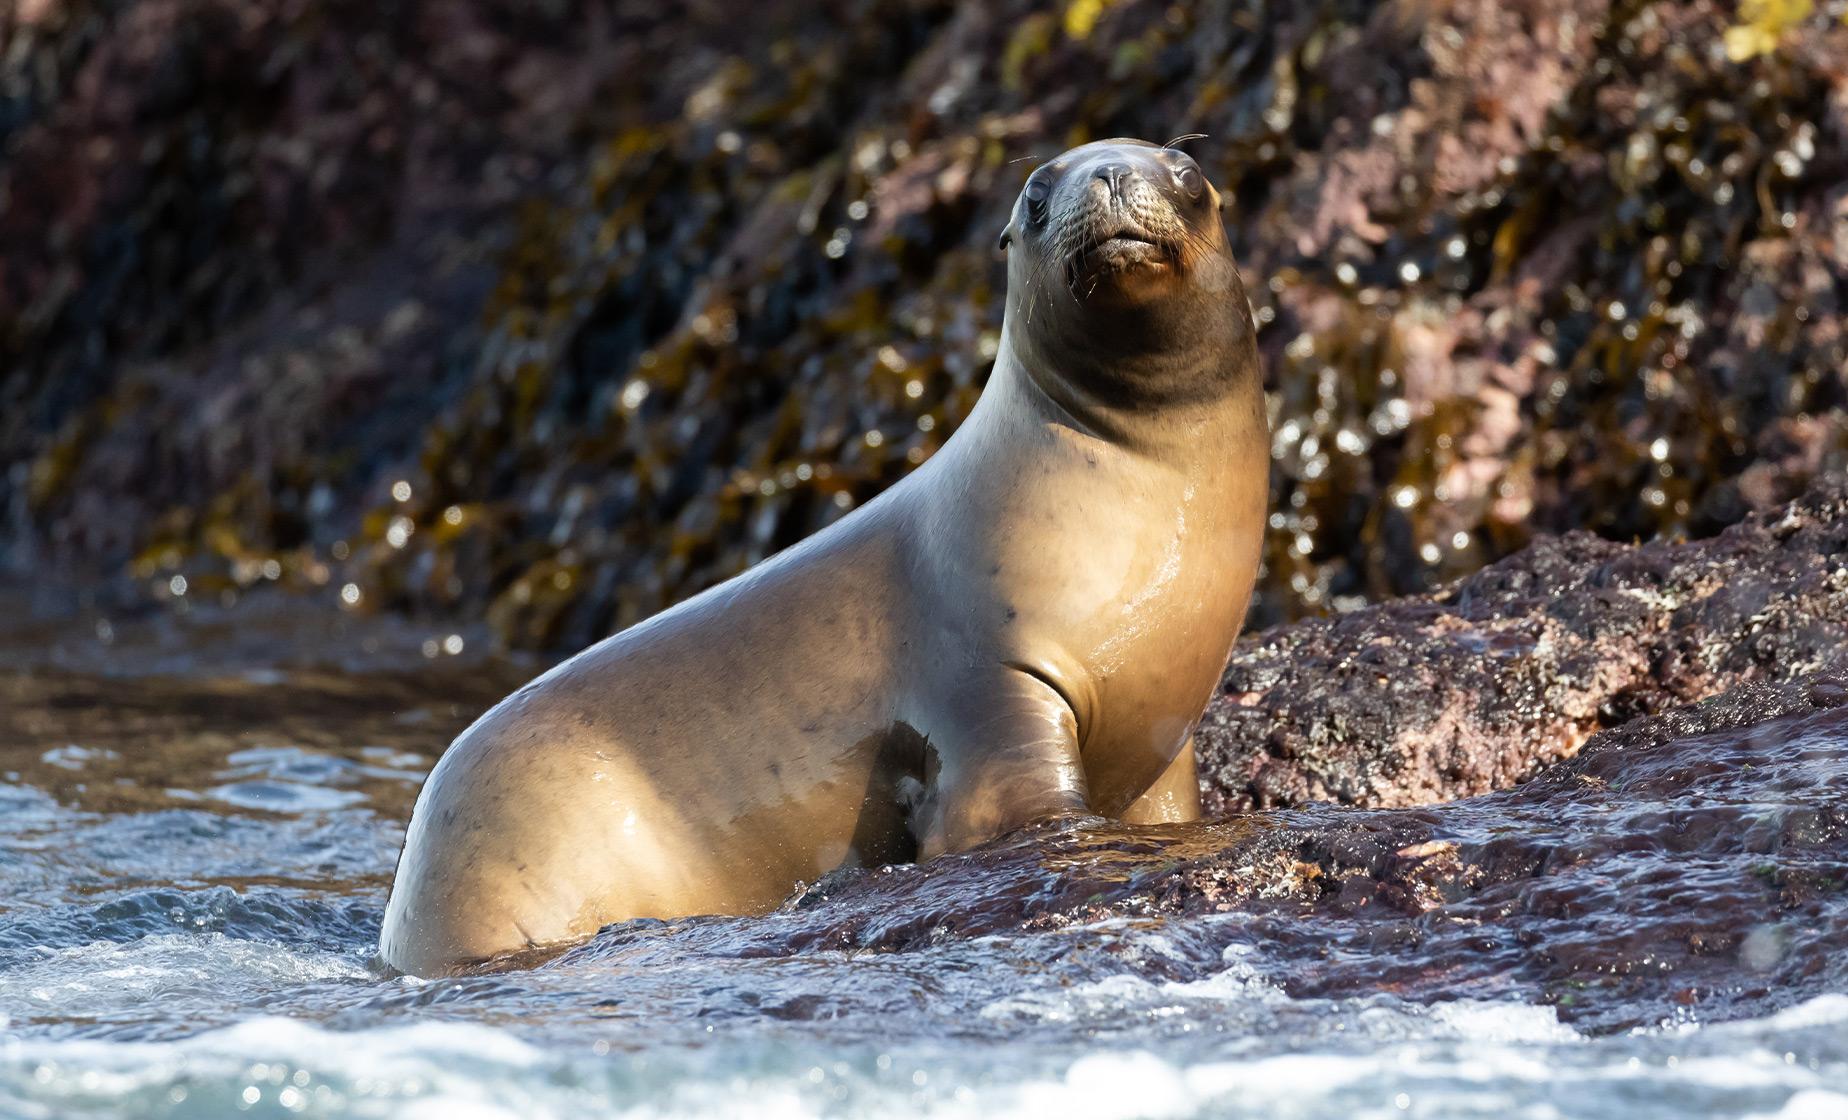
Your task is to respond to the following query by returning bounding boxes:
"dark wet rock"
[579,670,1848,1033]
[1196,474,1848,814]
[4,1,1846,648]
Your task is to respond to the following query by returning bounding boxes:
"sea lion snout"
[1061,164,1185,284]
[1094,161,1132,201]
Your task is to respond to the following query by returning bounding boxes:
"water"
[1,593,1845,1118]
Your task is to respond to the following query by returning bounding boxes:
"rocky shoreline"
[1198,473,1848,813]
[609,478,1848,1033]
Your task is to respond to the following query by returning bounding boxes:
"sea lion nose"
[1095,162,1133,202]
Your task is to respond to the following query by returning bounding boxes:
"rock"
[1198,475,1848,814]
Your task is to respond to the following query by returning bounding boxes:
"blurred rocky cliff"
[3,0,1846,649]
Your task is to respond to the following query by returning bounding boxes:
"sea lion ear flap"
[996,224,1013,252]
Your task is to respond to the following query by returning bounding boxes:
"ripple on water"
[1,805,405,911]
[0,886,380,958]
[207,746,422,813]
[39,747,123,772]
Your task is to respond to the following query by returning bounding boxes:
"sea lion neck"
[1001,222,1260,451]
[987,324,1264,462]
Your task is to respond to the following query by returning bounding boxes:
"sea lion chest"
[900,406,1265,813]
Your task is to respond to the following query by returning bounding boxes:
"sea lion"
[380,137,1269,976]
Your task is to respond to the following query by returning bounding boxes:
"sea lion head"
[997,138,1254,411]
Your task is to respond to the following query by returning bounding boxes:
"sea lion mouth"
[1068,225,1177,287]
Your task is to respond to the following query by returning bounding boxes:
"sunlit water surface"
[0,597,1844,1119]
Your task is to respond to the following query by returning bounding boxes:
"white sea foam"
[0,926,1842,1120]
[1720,994,1848,1034]
[0,1002,1843,1120]
[1747,1090,1848,1120]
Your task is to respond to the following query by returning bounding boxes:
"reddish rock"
[1199,475,1848,814]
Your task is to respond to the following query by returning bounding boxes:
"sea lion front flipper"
[1118,736,1201,825]
[910,670,1090,860]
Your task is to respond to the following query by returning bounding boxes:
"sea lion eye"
[1024,176,1051,223]
[1176,164,1204,198]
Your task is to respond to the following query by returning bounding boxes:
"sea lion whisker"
[1024,247,1056,322]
